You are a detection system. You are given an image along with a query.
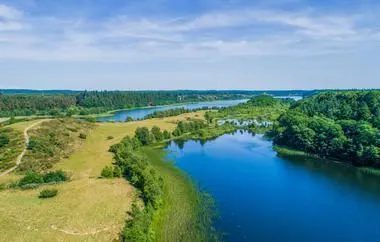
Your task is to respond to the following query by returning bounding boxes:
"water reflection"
[165,131,380,242]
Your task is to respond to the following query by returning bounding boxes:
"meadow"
[0,111,205,241]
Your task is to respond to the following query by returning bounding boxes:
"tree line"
[0,90,252,117]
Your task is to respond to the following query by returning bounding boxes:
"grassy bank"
[275,145,380,178]
[273,145,320,159]
[143,147,216,242]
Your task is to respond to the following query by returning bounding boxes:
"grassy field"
[0,111,206,241]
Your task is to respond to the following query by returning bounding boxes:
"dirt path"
[0,120,46,177]
[50,225,111,236]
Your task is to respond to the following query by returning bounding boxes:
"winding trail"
[50,225,112,236]
[0,120,46,177]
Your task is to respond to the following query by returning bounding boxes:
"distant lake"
[97,99,248,122]
[97,96,302,122]
[166,131,380,242]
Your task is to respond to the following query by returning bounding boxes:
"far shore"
[0,98,249,121]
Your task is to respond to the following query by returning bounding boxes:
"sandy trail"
[0,120,46,177]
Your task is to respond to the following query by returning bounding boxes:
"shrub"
[79,133,87,139]
[18,171,44,187]
[101,166,114,178]
[39,188,58,198]
[125,116,134,122]
[113,166,122,177]
[43,170,68,183]
[0,134,9,147]
[0,183,5,191]
[84,117,97,123]
[107,136,114,140]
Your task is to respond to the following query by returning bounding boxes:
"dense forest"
[274,91,380,167]
[0,89,323,117]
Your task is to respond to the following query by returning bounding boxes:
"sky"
[0,0,379,90]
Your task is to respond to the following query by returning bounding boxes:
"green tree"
[205,112,213,124]
[151,126,163,142]
[135,127,152,145]
[162,130,171,140]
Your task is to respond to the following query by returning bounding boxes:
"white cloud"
[0,4,22,20]
[0,3,378,61]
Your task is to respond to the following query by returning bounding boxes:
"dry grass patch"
[0,179,133,242]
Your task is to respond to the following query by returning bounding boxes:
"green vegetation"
[109,135,164,241]
[144,147,217,242]
[17,170,69,189]
[292,91,380,128]
[20,118,94,172]
[144,107,216,119]
[274,91,380,167]
[101,165,122,178]
[0,127,24,172]
[0,90,256,117]
[109,116,219,241]
[79,133,87,139]
[172,120,208,136]
[39,188,58,199]
[209,95,290,122]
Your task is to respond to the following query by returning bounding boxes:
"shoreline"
[274,145,380,177]
[1,98,248,121]
[143,146,217,241]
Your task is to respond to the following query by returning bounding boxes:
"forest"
[0,89,318,117]
[274,91,380,167]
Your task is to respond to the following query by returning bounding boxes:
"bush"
[0,183,5,191]
[113,166,122,178]
[18,171,44,187]
[101,166,114,178]
[79,133,87,139]
[39,188,58,198]
[107,136,114,140]
[125,116,134,122]
[84,117,97,123]
[43,170,68,183]
[0,134,9,147]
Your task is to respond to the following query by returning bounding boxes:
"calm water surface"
[97,99,248,122]
[166,131,380,242]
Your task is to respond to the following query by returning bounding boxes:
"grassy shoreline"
[274,145,380,178]
[143,146,216,241]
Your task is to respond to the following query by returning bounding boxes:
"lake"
[165,131,380,242]
[97,99,248,122]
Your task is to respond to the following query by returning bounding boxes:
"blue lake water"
[97,99,248,122]
[165,131,380,242]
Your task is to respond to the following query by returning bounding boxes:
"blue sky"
[0,0,379,90]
